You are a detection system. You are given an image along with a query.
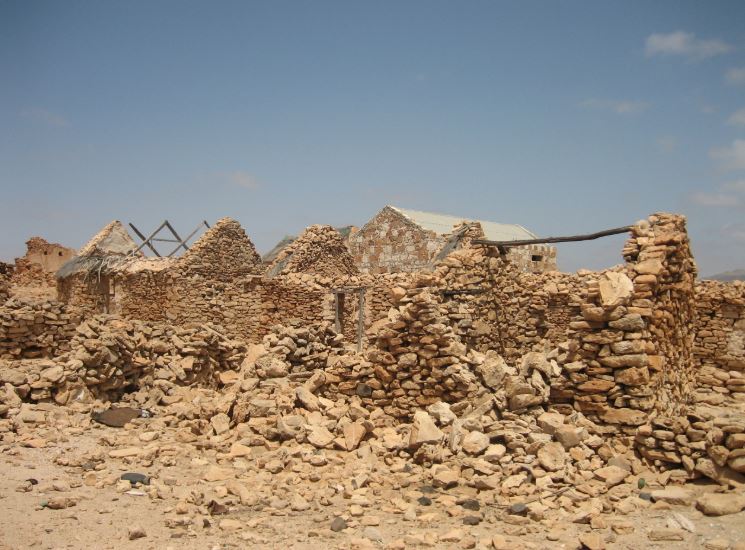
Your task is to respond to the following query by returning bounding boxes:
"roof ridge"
[388,205,539,240]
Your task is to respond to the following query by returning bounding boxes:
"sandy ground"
[1,412,744,550]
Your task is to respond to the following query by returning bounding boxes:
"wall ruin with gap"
[25,210,745,483]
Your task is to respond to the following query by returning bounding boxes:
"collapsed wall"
[325,286,485,419]
[11,237,76,288]
[415,213,699,431]
[0,262,12,302]
[7,209,745,487]
[0,315,246,408]
[0,299,81,359]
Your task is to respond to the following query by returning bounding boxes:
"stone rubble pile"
[0,314,246,409]
[635,406,745,485]
[5,389,745,549]
[311,285,557,424]
[0,299,80,359]
[252,321,346,375]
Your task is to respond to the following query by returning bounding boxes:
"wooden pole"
[129,222,162,257]
[334,292,342,334]
[166,221,209,258]
[357,288,365,353]
[163,220,190,255]
[472,225,633,248]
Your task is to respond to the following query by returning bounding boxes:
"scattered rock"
[127,526,146,540]
[696,493,745,516]
[330,517,347,532]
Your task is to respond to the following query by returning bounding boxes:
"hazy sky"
[1,1,744,275]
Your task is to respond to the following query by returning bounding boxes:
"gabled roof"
[177,217,261,279]
[389,206,538,241]
[265,224,358,278]
[262,226,357,263]
[77,220,140,257]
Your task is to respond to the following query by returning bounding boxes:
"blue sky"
[1,1,744,275]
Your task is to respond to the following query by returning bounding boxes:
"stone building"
[347,205,557,274]
[12,237,76,287]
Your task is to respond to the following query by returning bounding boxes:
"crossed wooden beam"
[129,220,210,258]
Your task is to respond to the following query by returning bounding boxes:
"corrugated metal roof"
[389,206,539,241]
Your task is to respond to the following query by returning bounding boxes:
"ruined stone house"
[347,205,557,274]
[56,219,263,316]
[3,209,745,511]
[11,237,76,287]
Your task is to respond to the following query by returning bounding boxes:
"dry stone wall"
[634,407,745,484]
[57,276,109,317]
[177,218,262,282]
[266,225,358,279]
[0,262,11,303]
[0,314,246,407]
[546,214,697,430]
[0,300,81,359]
[317,291,480,420]
[693,280,745,405]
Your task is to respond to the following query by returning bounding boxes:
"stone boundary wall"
[0,314,246,406]
[0,300,81,359]
[59,269,338,345]
[634,409,745,483]
[693,280,745,405]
